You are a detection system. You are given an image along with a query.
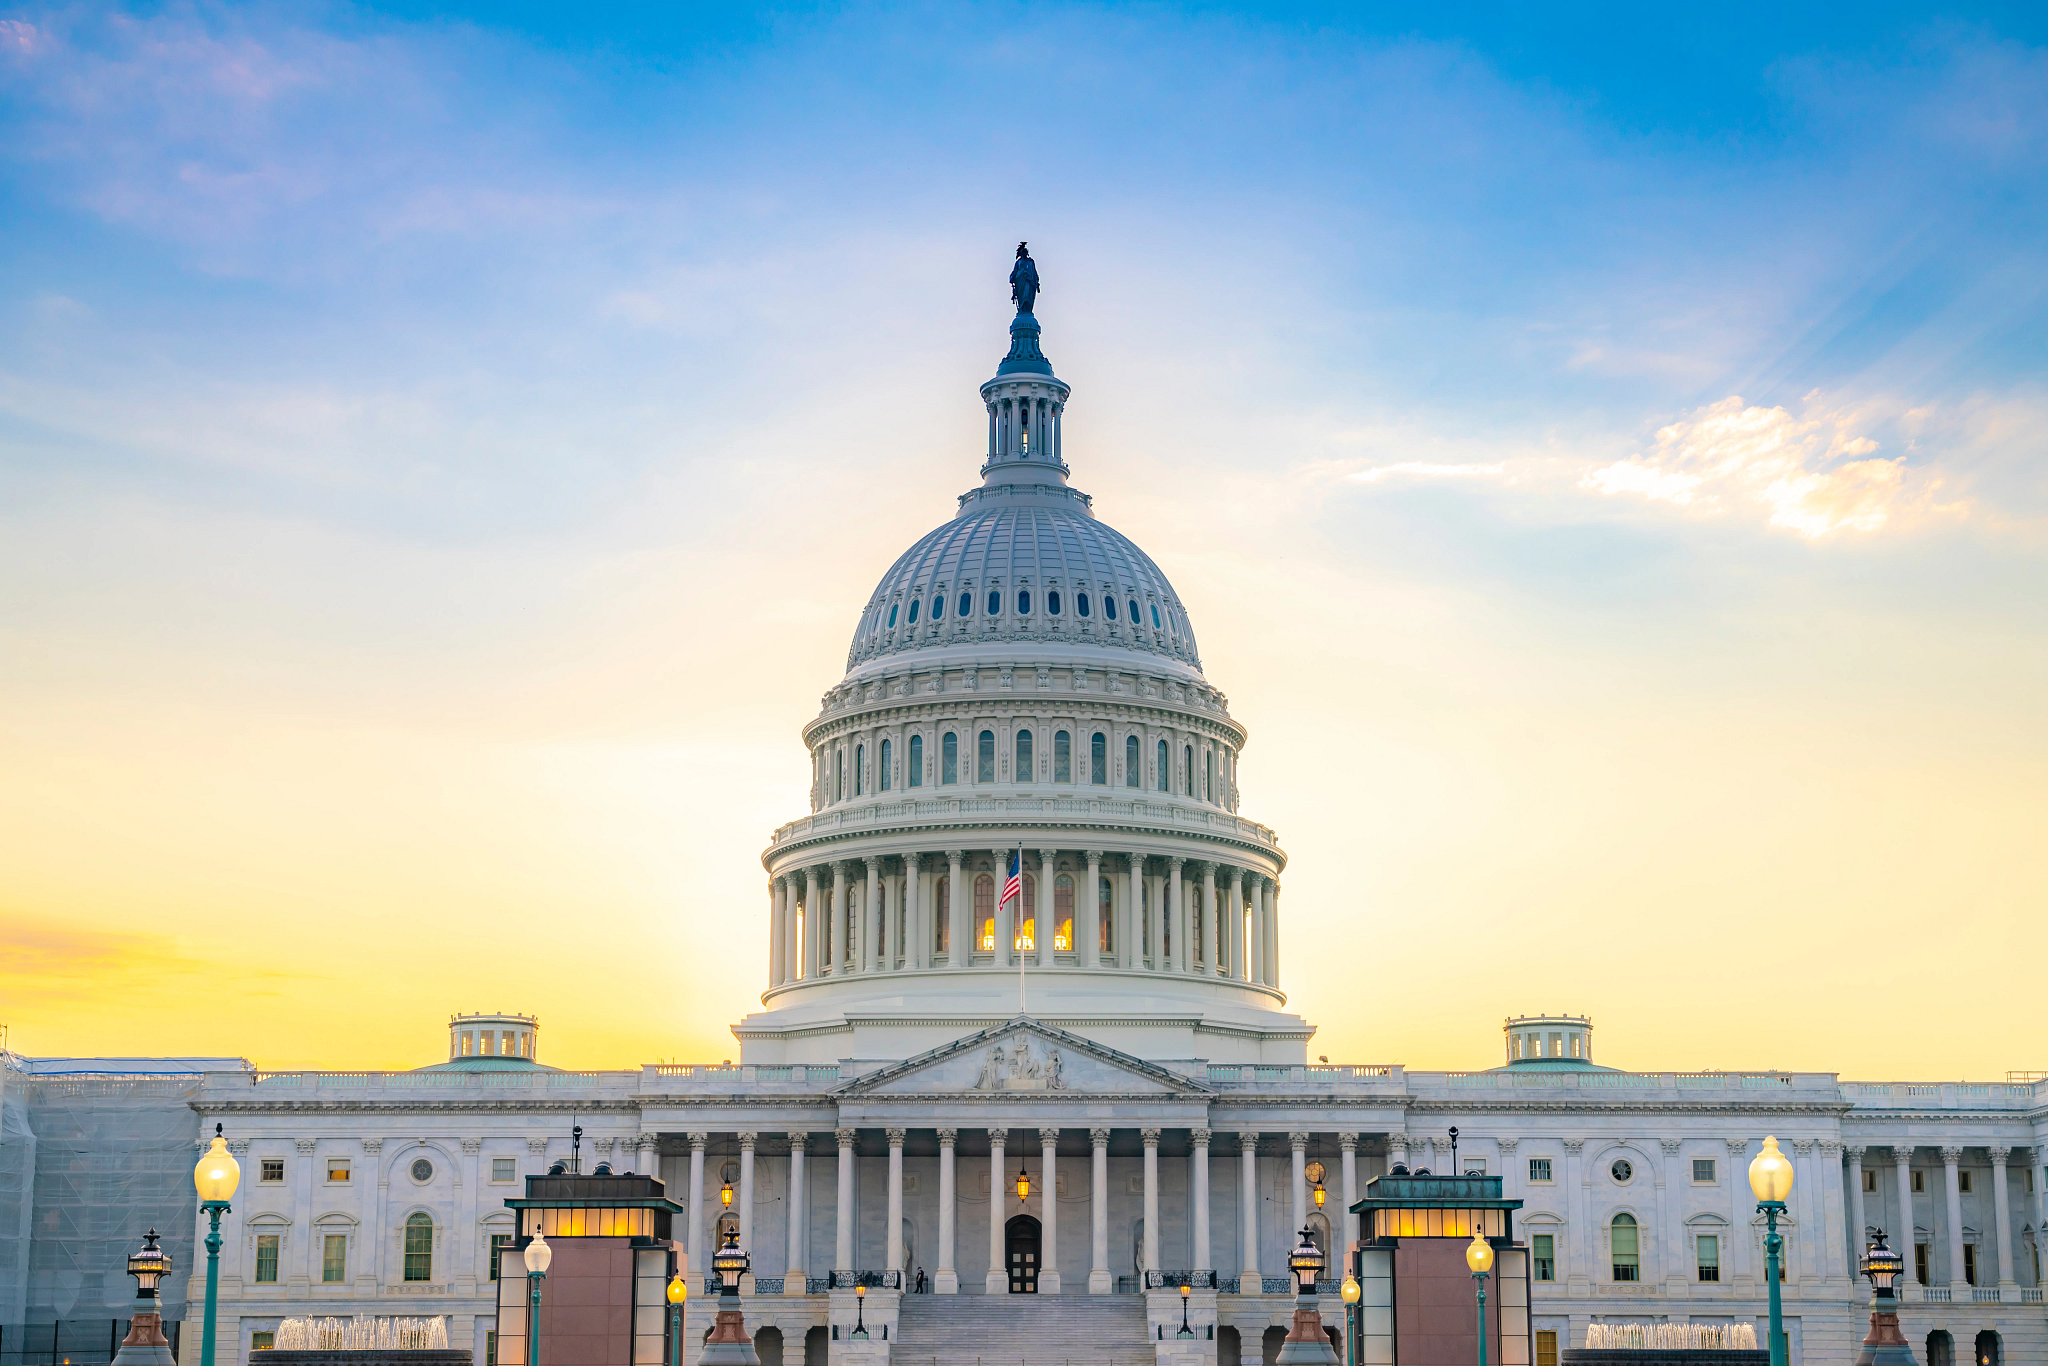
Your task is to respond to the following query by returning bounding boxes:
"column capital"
[1141,1128,1162,1146]
[1338,1133,1359,1151]
[1239,1131,1261,1154]
[295,1138,318,1155]
[1988,1145,2015,1165]
[1090,1128,1111,1147]
[1722,1138,1747,1156]
[462,1138,485,1155]
[946,849,966,863]
[864,855,882,871]
[1190,1128,1212,1149]
[1563,1137,1587,1154]
[688,1132,710,1151]
[787,1131,809,1151]
[355,1138,377,1156]
[527,1138,550,1157]
[1493,1136,1515,1154]
[1818,1140,1844,1158]
[1661,1138,1685,1155]
[1038,847,1058,860]
[937,1128,958,1145]
[887,1128,907,1147]
[1791,1138,1814,1155]
[1844,1144,1867,1160]
[835,1127,857,1149]
[1288,1131,1309,1150]
[1039,1127,1061,1146]
[904,850,921,867]
[988,1127,1008,1147]
[637,1133,660,1152]
[1940,1145,1965,1163]
[1167,856,1185,870]
[740,1131,759,1151]
[1084,849,1104,861]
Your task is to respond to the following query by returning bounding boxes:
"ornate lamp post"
[113,1230,175,1366]
[1748,1136,1795,1366]
[702,1223,759,1365]
[1178,1282,1195,1339]
[850,1284,869,1341]
[191,1124,241,1366]
[523,1232,552,1366]
[1466,1227,1495,1366]
[1276,1227,1338,1366]
[1340,1266,1362,1366]
[1853,1231,1917,1366]
[667,1273,688,1366]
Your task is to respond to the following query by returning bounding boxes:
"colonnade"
[1851,1144,2036,1295]
[764,851,1279,989]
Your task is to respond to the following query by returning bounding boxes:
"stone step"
[892,1295,1153,1363]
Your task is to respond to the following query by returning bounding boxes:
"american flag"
[998,849,1023,916]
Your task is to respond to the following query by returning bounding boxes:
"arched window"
[1018,590,1031,615]
[1204,750,1213,802]
[1053,875,1074,951]
[1974,1332,2001,1366]
[1105,595,1117,621]
[1090,732,1107,785]
[908,734,923,787]
[1129,598,1140,624]
[931,594,944,621]
[1047,591,1062,616]
[1156,739,1169,792]
[835,749,844,801]
[1015,729,1034,782]
[1099,877,1114,953]
[1125,735,1140,787]
[1053,730,1071,782]
[879,738,892,791]
[856,743,866,796]
[977,730,995,783]
[1183,745,1194,796]
[1926,1333,1953,1366]
[908,599,920,624]
[975,874,996,951]
[1151,604,1162,629]
[988,590,1002,616]
[887,604,898,628]
[1017,873,1037,950]
[933,878,949,954]
[960,592,973,618]
[1077,593,1091,618]
[403,1212,434,1282]
[1610,1214,1640,1281]
[942,732,958,784]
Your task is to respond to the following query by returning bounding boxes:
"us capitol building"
[2,256,2044,1366]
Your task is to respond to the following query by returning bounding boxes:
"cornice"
[193,1099,647,1116]
[805,691,1247,748]
[763,810,1286,871]
[1403,1098,1855,1117]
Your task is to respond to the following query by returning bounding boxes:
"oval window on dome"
[886,604,898,628]
[1103,595,1116,620]
[960,592,972,618]
[931,595,943,621]
[908,599,920,624]
[1150,604,1162,629]
[1129,598,1141,624]
[988,591,1001,616]
[1047,591,1061,616]
[1017,590,1031,615]
[1076,593,1090,618]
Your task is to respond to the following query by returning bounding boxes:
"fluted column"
[785,1133,808,1295]
[1037,848,1057,965]
[992,847,1013,968]
[1124,855,1143,969]
[936,1129,959,1294]
[739,1132,758,1252]
[986,1129,1009,1293]
[835,1128,856,1274]
[1201,863,1218,973]
[1142,1128,1161,1278]
[804,867,823,979]
[1229,869,1247,980]
[687,1133,708,1284]
[945,849,966,964]
[1083,850,1103,968]
[830,863,849,976]
[1893,1146,1916,1295]
[1289,1132,1309,1242]
[1239,1132,1260,1293]
[862,856,882,973]
[1192,1128,1212,1272]
[1991,1146,2016,1291]
[1090,1128,1111,1294]
[1249,876,1266,984]
[1039,1128,1062,1293]
[905,853,924,970]
[1267,880,1281,983]
[1845,1144,1867,1278]
[1339,1133,1360,1252]
[1942,1145,1966,1285]
[1168,858,1188,973]
[886,1128,906,1273]
[768,879,785,985]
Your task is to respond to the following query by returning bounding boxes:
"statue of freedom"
[1009,242,1040,314]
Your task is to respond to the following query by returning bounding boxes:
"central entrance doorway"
[1005,1215,1042,1293]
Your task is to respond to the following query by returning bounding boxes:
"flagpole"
[1017,841,1027,1014]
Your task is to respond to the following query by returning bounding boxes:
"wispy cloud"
[1350,461,1508,483]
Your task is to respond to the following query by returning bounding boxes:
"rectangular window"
[253,1333,276,1352]
[1463,1160,1487,1176]
[403,1219,434,1282]
[1958,1171,1972,1193]
[1053,729,1071,782]
[1912,1170,1925,1193]
[1099,878,1113,953]
[1864,1169,1878,1193]
[327,1160,350,1183]
[260,1158,285,1183]
[488,1232,513,1280]
[1697,1234,1720,1281]
[492,1157,517,1182]
[934,877,950,954]
[942,732,957,784]
[1693,1158,1716,1183]
[254,1234,280,1283]
[1532,1234,1554,1281]
[1963,1244,1977,1285]
[486,1332,497,1366]
[1915,1243,1928,1285]
[1529,1158,1553,1183]
[1611,1221,1640,1282]
[1535,1332,1558,1366]
[323,1233,348,1282]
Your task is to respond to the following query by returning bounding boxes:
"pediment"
[836,1017,1212,1097]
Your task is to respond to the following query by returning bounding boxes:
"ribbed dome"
[845,491,1202,677]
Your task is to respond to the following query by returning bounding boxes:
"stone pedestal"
[1274,1291,1339,1366]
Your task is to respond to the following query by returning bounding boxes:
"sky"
[1,1,2043,1076]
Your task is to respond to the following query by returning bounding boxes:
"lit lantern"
[1015,1161,1031,1200]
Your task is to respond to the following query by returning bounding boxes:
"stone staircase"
[891,1293,1153,1366]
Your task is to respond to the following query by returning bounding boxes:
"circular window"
[411,1158,434,1183]
[1610,1158,1634,1184]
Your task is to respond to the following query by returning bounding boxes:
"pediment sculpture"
[971,1036,1067,1091]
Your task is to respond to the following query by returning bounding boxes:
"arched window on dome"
[1204,749,1213,803]
[1125,735,1140,787]
[887,604,898,629]
[1156,739,1169,792]
[1015,729,1034,783]
[1151,604,1163,630]
[931,594,943,621]
[1047,591,1061,616]
[988,591,1002,616]
[942,732,958,785]
[856,743,866,796]
[1053,730,1071,783]
[835,749,845,801]
[977,730,995,783]
[1053,875,1074,951]
[908,598,920,624]
[1090,732,1107,785]
[1099,877,1114,954]
[975,874,996,952]
[1077,593,1091,618]
[1017,590,1031,615]
[879,738,892,792]
[908,734,923,787]
[1104,595,1117,621]
[1183,745,1194,796]
[933,877,949,955]
[960,592,973,619]
[1130,598,1141,626]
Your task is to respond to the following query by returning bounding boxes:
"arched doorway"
[1974,1331,2001,1366]
[1006,1214,1042,1293]
[1927,1330,1954,1366]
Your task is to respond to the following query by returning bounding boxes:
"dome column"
[862,857,882,973]
[830,863,849,976]
[766,878,783,986]
[1200,862,1218,974]
[1229,869,1249,982]
[905,852,924,970]
[1124,855,1144,970]
[1249,876,1267,984]
[1169,857,1189,974]
[1082,850,1103,968]
[1268,881,1282,985]
[946,851,967,967]
[1036,848,1056,965]
[804,867,823,979]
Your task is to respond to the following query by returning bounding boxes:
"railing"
[1145,1270,1217,1290]
[807,1277,832,1294]
[750,1278,784,1295]
[2022,1288,2043,1304]
[1971,1288,2000,1303]
[1262,1276,1293,1295]
[830,1270,902,1289]
[1923,1286,1952,1302]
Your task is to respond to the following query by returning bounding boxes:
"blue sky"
[1,3,2044,1070]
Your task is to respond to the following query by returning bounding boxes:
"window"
[1610,1159,1634,1184]
[931,594,943,621]
[1053,730,1071,782]
[1913,1170,1926,1193]
[255,1233,280,1283]
[327,1160,351,1183]
[1053,875,1073,950]
[1105,595,1117,620]
[909,734,923,787]
[1077,592,1091,618]
[908,598,920,624]
[1532,1234,1554,1281]
[1156,739,1169,791]
[976,874,996,951]
[855,743,865,795]
[1916,1242,1929,1284]
[1958,1171,1973,1193]
[322,1233,347,1282]
[835,748,843,800]
[886,604,897,628]
[1610,1213,1639,1281]
[403,1212,434,1282]
[879,737,892,791]
[1697,1234,1720,1281]
[1016,873,1037,950]
[988,590,1002,616]
[1128,598,1140,624]
[1536,1331,1558,1366]
[1963,1243,1977,1285]
[977,730,995,783]
[487,1232,514,1280]
[411,1158,434,1183]
[1099,878,1114,953]
[492,1158,517,1182]
[253,1333,276,1352]
[1047,591,1061,616]
[1015,729,1034,782]
[1090,732,1107,785]
[486,1332,497,1366]
[1529,1158,1553,1183]
[1463,1160,1487,1176]
[943,732,958,784]
[1017,590,1031,614]
[1863,1169,1878,1193]
[1150,604,1162,628]
[260,1159,285,1183]
[1183,745,1193,795]
[1204,750,1213,801]
[1693,1158,1716,1183]
[934,878,949,953]
[1125,735,1139,786]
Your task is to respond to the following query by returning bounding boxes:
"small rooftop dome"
[1498,1013,1614,1071]
[415,1012,555,1072]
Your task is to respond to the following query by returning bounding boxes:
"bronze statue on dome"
[1010,242,1040,314]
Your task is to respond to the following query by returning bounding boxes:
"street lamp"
[1015,1159,1031,1200]
[850,1283,869,1340]
[1278,1229,1338,1366]
[1179,1283,1195,1339]
[1748,1136,1795,1366]
[1340,1267,1362,1366]
[702,1224,759,1366]
[191,1124,241,1366]
[667,1273,688,1366]
[1466,1228,1495,1366]
[523,1232,552,1366]
[1289,1227,1326,1294]
[1307,1160,1328,1211]
[114,1230,175,1366]
[1853,1231,1917,1366]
